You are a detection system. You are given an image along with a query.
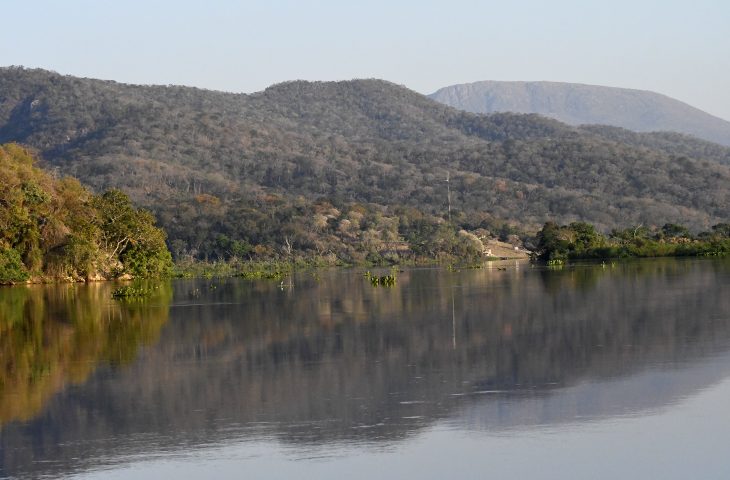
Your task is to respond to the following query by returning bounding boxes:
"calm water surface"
[1,258,729,479]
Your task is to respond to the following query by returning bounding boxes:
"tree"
[711,223,730,238]
[92,190,172,277]
[0,246,29,283]
[660,223,691,240]
[568,222,603,253]
[535,222,570,260]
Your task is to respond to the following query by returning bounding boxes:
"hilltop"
[429,80,730,146]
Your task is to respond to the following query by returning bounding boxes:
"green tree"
[93,190,172,277]
[660,223,691,240]
[535,222,571,260]
[0,246,29,283]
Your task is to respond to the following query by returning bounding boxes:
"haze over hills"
[0,67,729,259]
[429,81,730,147]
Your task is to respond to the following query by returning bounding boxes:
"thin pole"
[446,171,451,222]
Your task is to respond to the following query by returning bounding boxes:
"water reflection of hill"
[1,259,729,478]
[455,350,730,432]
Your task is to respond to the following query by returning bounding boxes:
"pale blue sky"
[2,0,730,119]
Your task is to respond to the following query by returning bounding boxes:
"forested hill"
[429,80,730,147]
[1,67,729,259]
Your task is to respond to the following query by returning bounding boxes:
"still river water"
[1,258,729,479]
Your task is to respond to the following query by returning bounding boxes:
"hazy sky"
[2,0,730,120]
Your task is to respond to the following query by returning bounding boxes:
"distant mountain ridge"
[429,81,730,146]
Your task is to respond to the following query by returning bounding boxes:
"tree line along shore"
[0,143,728,284]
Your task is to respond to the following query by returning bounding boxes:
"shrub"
[0,246,30,283]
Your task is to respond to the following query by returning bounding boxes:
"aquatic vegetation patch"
[111,283,158,299]
[365,270,397,287]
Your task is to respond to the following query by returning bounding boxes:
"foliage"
[534,221,730,261]
[0,144,172,282]
[0,67,728,263]
[366,270,397,287]
[0,246,29,283]
[93,190,172,277]
[111,282,160,299]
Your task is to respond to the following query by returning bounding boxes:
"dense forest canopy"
[0,144,171,283]
[1,67,729,260]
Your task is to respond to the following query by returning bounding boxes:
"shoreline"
[3,250,728,287]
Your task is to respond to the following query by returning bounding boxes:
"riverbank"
[534,221,730,262]
[170,253,529,280]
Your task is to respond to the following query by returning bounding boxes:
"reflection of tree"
[0,282,171,427]
[2,259,730,479]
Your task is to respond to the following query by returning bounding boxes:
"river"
[1,258,729,479]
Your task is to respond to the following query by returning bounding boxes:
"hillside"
[1,67,729,260]
[429,81,730,147]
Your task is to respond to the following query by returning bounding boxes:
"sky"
[2,0,730,120]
